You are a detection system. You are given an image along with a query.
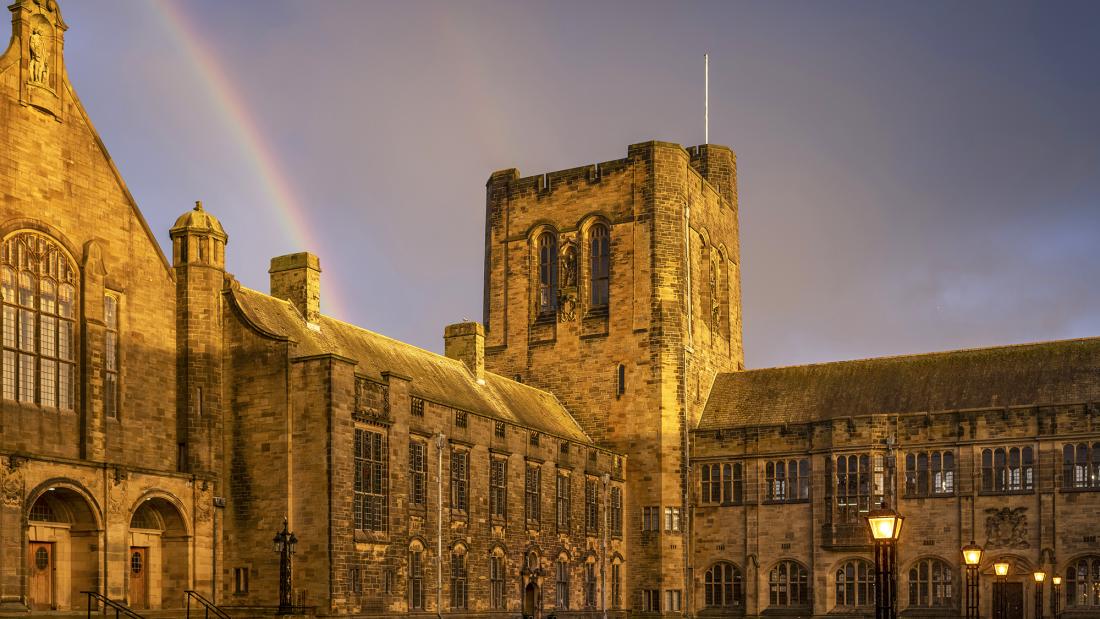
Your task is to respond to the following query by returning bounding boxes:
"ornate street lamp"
[961,541,984,619]
[994,561,1011,619]
[866,502,904,619]
[1034,571,1046,619]
[1051,576,1062,618]
[272,517,298,614]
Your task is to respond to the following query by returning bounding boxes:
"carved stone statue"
[985,507,1029,549]
[29,28,49,85]
[560,245,578,288]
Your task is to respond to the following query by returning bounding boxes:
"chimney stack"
[269,252,321,324]
[444,321,485,384]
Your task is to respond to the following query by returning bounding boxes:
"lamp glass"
[994,562,1010,577]
[1053,576,1062,585]
[1034,571,1046,583]
[962,543,984,566]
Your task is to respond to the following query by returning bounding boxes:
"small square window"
[560,442,570,454]
[494,421,506,438]
[456,411,468,428]
[411,397,424,417]
[530,432,540,447]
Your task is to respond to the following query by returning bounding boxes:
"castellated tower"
[483,141,743,613]
[170,201,228,476]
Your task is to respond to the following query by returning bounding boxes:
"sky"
[57,0,1099,369]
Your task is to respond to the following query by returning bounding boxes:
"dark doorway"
[524,582,538,618]
[993,582,1024,619]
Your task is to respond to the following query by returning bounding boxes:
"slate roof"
[698,338,1100,430]
[228,285,592,443]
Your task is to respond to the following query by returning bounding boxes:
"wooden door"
[28,542,52,611]
[129,547,148,609]
[993,582,1025,619]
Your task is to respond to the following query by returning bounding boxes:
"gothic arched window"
[589,224,609,308]
[704,562,743,608]
[555,554,571,609]
[907,558,954,608]
[769,561,810,607]
[451,545,468,610]
[1,232,76,410]
[835,559,874,608]
[1066,556,1100,607]
[537,232,558,315]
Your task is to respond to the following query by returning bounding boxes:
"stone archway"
[26,486,101,610]
[128,496,190,609]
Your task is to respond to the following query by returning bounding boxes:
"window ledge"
[902,493,956,500]
[763,499,810,505]
[978,490,1035,496]
[1060,487,1100,493]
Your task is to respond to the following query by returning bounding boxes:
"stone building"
[3,2,1100,619]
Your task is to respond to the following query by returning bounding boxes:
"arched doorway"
[26,487,101,610]
[128,496,190,609]
[524,582,539,618]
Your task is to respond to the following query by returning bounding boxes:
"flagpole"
[704,52,709,144]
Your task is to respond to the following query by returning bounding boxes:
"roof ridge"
[734,335,1100,375]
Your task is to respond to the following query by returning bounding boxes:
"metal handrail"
[81,591,144,619]
[185,590,232,619]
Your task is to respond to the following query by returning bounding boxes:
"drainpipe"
[436,432,446,619]
[602,472,610,619]
[682,201,694,617]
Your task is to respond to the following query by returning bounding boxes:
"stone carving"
[29,28,49,85]
[196,498,213,523]
[558,292,577,322]
[0,468,23,507]
[108,485,126,516]
[560,244,578,288]
[985,507,1029,549]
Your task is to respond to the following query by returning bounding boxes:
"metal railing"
[81,591,144,619]
[185,590,232,619]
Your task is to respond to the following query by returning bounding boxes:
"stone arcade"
[2,2,1099,618]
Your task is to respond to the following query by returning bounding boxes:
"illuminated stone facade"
[3,3,1100,619]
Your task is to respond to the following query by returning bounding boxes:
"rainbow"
[150,0,350,320]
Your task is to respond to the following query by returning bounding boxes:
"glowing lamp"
[1053,576,1062,586]
[994,562,1011,577]
[866,504,904,541]
[1034,571,1046,583]
[962,541,984,566]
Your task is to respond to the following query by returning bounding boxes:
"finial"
[195,200,203,211]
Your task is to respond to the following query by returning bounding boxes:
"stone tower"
[483,141,743,614]
[170,201,228,475]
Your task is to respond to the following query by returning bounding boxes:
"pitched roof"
[698,338,1100,430]
[228,285,592,443]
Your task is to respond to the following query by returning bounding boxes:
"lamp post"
[994,561,1010,619]
[1034,572,1046,619]
[1051,576,1062,618]
[962,541,984,619]
[866,502,904,619]
[272,516,298,615]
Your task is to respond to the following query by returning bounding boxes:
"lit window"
[1063,443,1100,490]
[1066,556,1100,607]
[766,459,810,502]
[905,451,955,496]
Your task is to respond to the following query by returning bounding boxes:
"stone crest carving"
[985,507,1029,549]
[29,28,49,85]
[0,467,24,507]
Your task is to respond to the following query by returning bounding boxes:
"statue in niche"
[29,28,49,85]
[560,244,578,288]
[709,250,721,329]
[985,507,1029,549]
